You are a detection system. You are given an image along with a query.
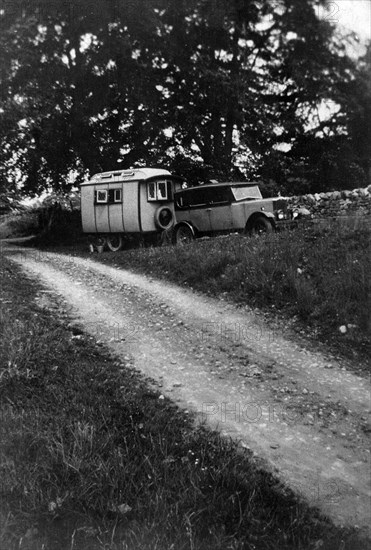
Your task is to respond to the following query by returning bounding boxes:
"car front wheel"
[249,216,273,235]
[175,224,194,244]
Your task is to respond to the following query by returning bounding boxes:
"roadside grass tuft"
[0,258,368,549]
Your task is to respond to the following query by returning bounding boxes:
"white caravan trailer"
[81,167,185,251]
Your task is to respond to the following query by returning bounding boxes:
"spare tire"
[155,207,174,230]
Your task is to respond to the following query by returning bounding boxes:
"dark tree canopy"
[0,0,369,196]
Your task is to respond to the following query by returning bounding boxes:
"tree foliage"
[0,0,369,196]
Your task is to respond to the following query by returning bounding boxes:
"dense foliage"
[0,0,370,196]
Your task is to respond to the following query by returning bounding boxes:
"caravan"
[81,167,185,251]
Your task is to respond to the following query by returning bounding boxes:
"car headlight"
[293,207,311,219]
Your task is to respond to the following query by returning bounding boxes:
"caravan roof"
[81,168,173,186]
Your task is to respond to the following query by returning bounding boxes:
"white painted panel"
[81,185,96,233]
[122,181,139,233]
[95,184,109,233]
[140,182,157,232]
[108,184,124,232]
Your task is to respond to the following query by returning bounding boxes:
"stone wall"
[286,185,371,220]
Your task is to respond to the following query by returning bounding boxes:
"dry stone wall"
[286,185,371,220]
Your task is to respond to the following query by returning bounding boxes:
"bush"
[0,210,39,238]
[34,206,83,245]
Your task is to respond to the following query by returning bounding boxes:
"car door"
[185,188,212,233]
[206,187,233,232]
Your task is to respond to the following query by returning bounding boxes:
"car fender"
[174,221,196,236]
[172,221,196,245]
[246,211,275,230]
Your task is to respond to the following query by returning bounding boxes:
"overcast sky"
[331,0,370,41]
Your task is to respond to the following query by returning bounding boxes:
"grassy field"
[74,220,371,365]
[1,256,369,549]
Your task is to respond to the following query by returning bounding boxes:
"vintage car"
[81,167,186,250]
[172,182,306,244]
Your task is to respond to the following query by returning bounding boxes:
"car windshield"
[232,186,262,201]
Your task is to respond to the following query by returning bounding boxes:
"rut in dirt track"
[5,245,371,538]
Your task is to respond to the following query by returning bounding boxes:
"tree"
[0,0,366,195]
[156,0,362,185]
[342,42,371,185]
[0,1,170,194]
[260,38,371,193]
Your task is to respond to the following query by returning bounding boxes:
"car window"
[176,189,206,208]
[207,187,231,204]
[176,186,231,208]
[232,186,262,201]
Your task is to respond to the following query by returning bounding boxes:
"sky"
[326,0,371,41]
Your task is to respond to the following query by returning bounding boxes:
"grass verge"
[5,211,370,363]
[79,221,371,365]
[0,256,368,549]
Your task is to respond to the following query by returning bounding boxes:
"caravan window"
[147,182,157,201]
[157,181,168,200]
[96,190,108,203]
[95,189,122,204]
[147,180,170,201]
[114,189,122,203]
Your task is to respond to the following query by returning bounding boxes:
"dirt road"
[4,245,371,537]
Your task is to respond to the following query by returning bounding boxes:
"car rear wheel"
[175,224,194,244]
[106,234,123,252]
[250,216,273,235]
